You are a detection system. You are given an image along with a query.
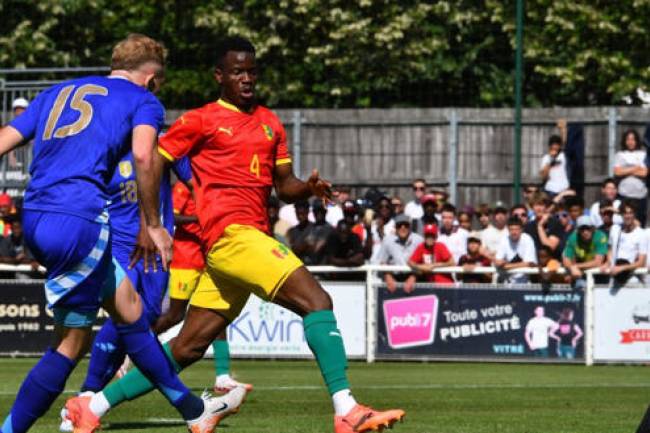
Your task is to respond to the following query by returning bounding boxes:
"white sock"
[89,392,111,417]
[332,389,357,416]
[216,374,232,388]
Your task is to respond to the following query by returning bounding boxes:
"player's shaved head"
[214,36,256,69]
[111,33,166,72]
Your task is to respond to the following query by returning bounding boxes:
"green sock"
[303,310,350,395]
[212,339,231,377]
[104,342,183,407]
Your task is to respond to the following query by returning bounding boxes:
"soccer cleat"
[186,386,248,433]
[334,404,405,433]
[65,395,101,433]
[59,407,73,432]
[213,375,254,394]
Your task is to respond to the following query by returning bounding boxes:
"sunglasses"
[412,186,425,191]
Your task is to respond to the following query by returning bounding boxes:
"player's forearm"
[174,214,199,225]
[134,134,164,226]
[275,175,311,203]
[0,126,25,157]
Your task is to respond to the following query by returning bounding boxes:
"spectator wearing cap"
[601,201,647,288]
[267,196,291,244]
[437,204,468,264]
[614,129,648,226]
[286,200,317,264]
[324,220,365,267]
[325,185,350,227]
[524,193,563,259]
[562,216,608,289]
[404,178,426,220]
[494,216,537,284]
[374,214,422,293]
[411,193,438,236]
[480,202,508,259]
[408,224,454,284]
[311,200,335,264]
[12,98,29,117]
[458,237,491,283]
[590,178,622,227]
[0,218,40,279]
[540,134,570,198]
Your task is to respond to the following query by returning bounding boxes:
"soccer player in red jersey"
[76,36,405,433]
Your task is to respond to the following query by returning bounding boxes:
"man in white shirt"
[437,204,468,264]
[602,201,647,287]
[404,178,426,220]
[540,135,570,197]
[494,216,537,283]
[374,214,423,293]
[590,178,622,227]
[525,306,559,357]
[480,202,508,259]
[325,186,350,227]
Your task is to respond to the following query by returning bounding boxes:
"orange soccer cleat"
[187,387,248,433]
[334,404,405,433]
[64,395,101,433]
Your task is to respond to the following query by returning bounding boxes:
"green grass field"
[0,358,648,433]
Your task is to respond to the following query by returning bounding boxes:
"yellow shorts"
[189,224,303,320]
[168,268,208,301]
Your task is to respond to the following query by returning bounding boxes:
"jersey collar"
[217,98,242,113]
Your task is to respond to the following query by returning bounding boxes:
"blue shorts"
[113,242,169,325]
[23,210,126,328]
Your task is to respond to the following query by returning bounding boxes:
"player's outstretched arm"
[0,126,26,157]
[274,163,333,204]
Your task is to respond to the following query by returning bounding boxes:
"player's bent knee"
[171,342,205,367]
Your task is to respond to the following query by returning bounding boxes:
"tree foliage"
[1,0,649,108]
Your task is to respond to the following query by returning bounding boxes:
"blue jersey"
[108,152,192,247]
[10,75,164,222]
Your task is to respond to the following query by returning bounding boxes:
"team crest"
[119,161,133,178]
[271,243,289,259]
[262,124,274,141]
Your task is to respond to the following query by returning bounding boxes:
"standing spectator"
[602,201,648,287]
[374,214,422,293]
[562,216,608,289]
[540,135,570,197]
[0,218,40,279]
[325,186,350,227]
[311,201,335,264]
[267,196,291,244]
[369,196,396,262]
[411,193,438,236]
[590,178,622,227]
[408,224,454,284]
[438,204,468,264]
[286,200,316,264]
[525,194,563,259]
[480,202,508,258]
[510,204,529,226]
[324,220,365,267]
[458,237,491,283]
[614,129,648,226]
[404,178,426,220]
[494,217,537,284]
[391,196,405,217]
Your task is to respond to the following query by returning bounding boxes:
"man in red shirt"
[408,224,455,284]
[84,36,404,433]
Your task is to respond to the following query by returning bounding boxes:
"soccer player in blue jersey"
[0,34,244,433]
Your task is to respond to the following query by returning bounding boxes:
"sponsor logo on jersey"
[262,124,274,141]
[119,161,133,178]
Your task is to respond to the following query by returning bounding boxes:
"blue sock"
[2,349,75,433]
[81,319,125,392]
[116,312,203,420]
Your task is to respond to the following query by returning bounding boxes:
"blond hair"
[111,34,166,71]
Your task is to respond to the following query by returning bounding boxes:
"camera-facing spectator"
[614,129,648,226]
[458,237,491,283]
[438,204,468,264]
[494,216,537,284]
[404,178,426,220]
[562,216,607,289]
[324,220,365,267]
[597,199,617,238]
[590,178,622,227]
[367,196,396,262]
[391,196,405,217]
[325,185,350,227]
[412,193,438,236]
[408,224,454,284]
[286,200,316,264]
[374,214,422,293]
[480,202,508,259]
[602,201,648,288]
[311,201,335,265]
[267,196,291,244]
[510,204,529,226]
[525,193,562,259]
[458,211,473,233]
[565,196,585,228]
[536,245,565,290]
[522,184,540,220]
[554,204,574,254]
[540,134,570,198]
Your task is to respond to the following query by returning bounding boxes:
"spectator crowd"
[270,128,650,292]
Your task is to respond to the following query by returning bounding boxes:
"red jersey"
[409,242,454,284]
[159,99,291,249]
[170,182,204,270]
